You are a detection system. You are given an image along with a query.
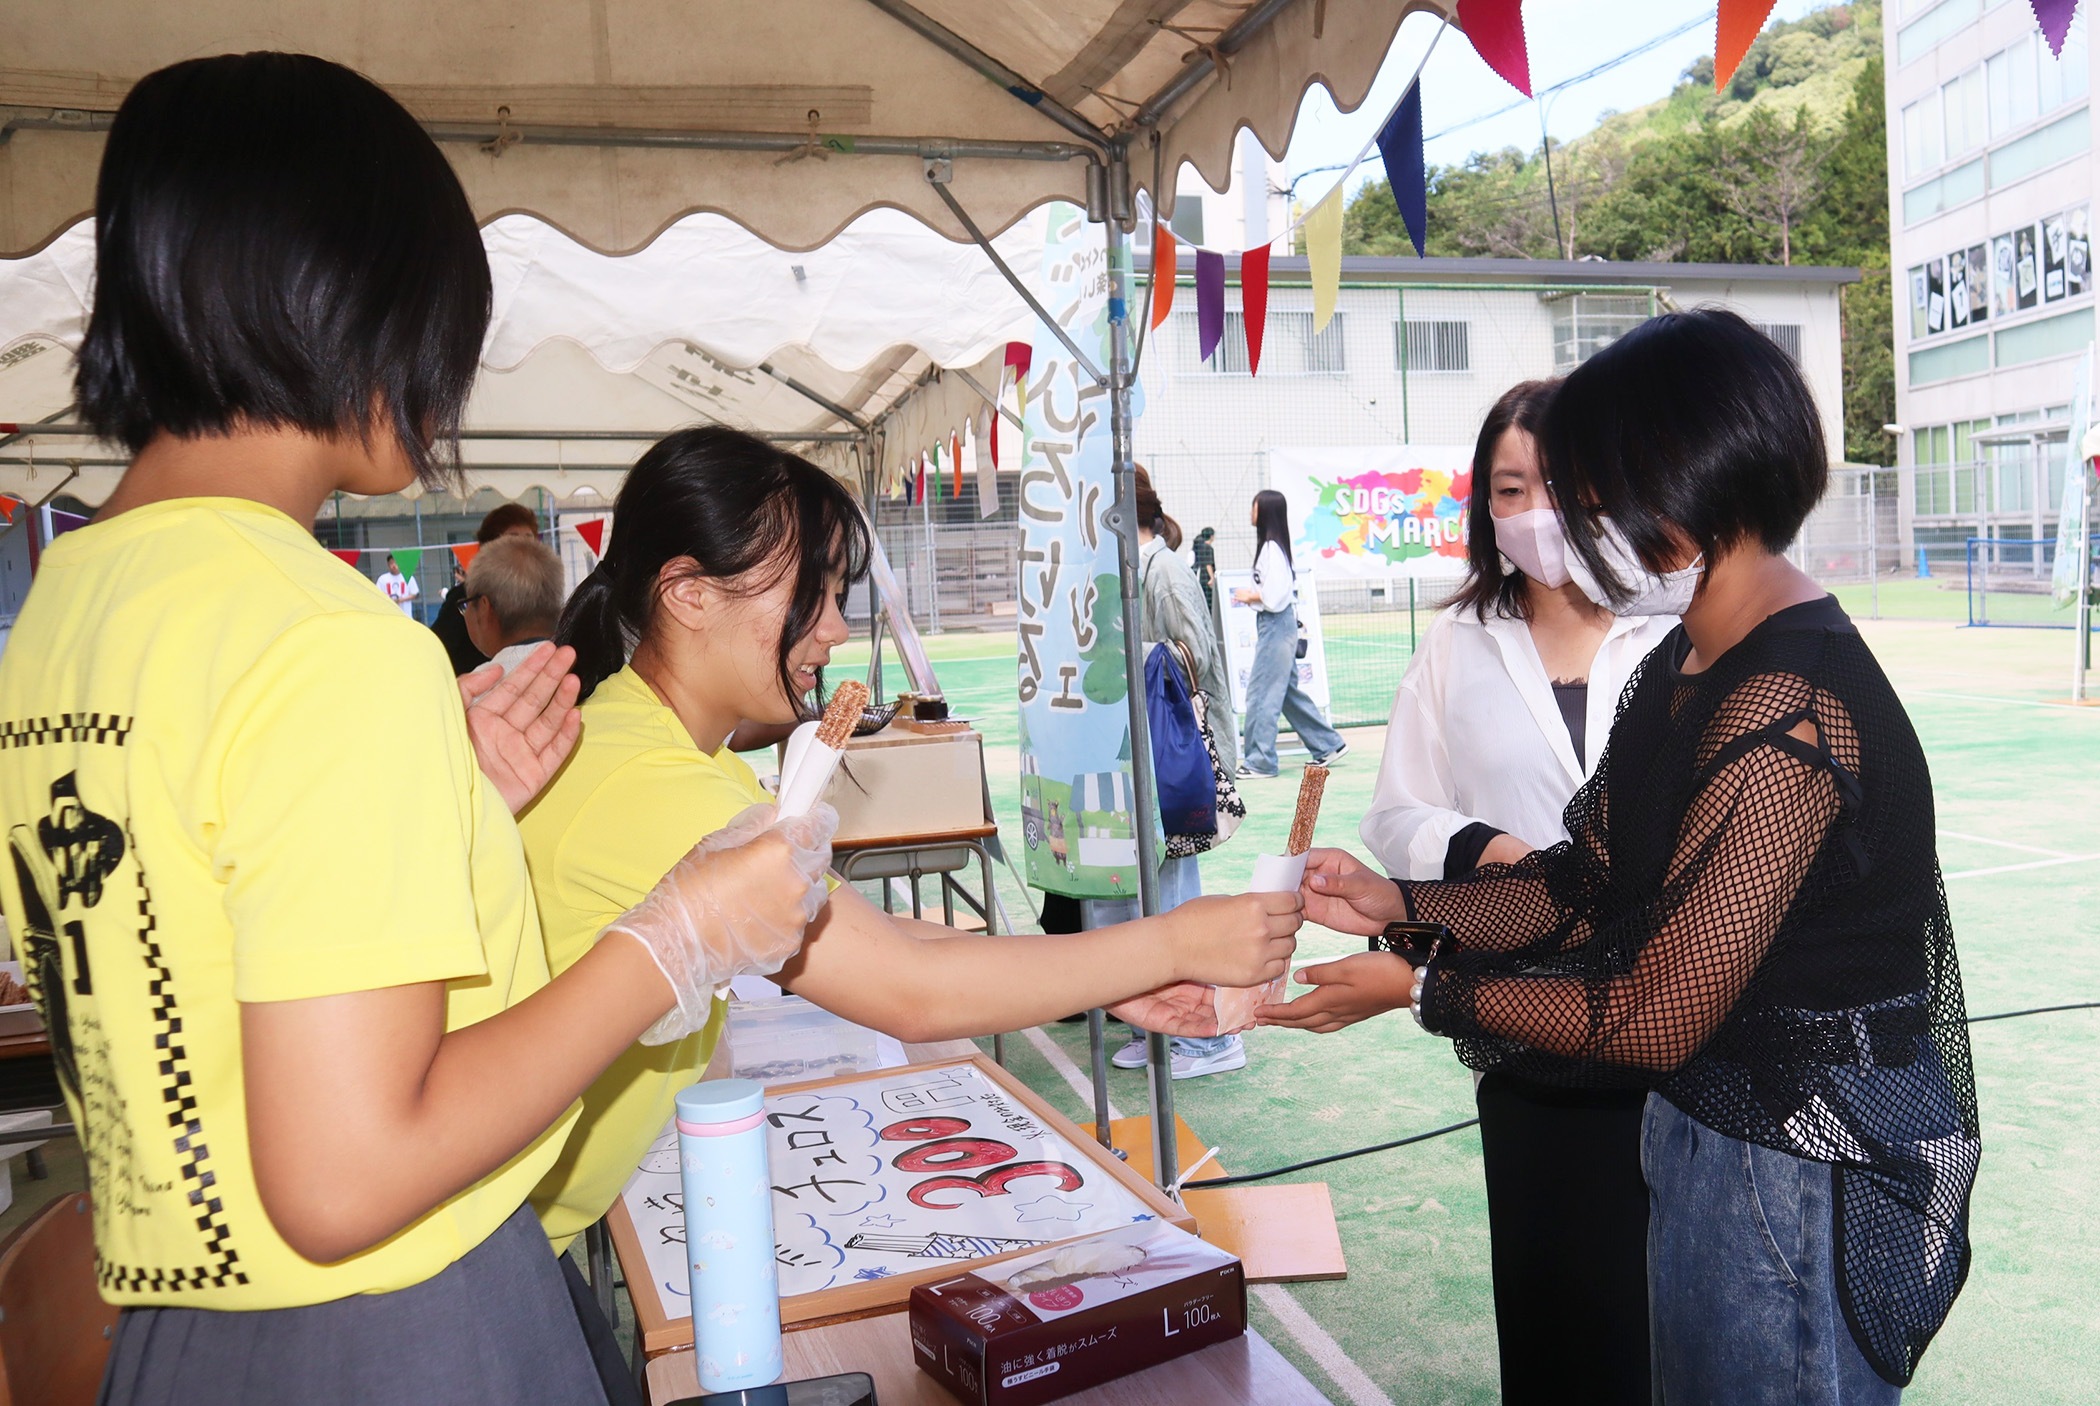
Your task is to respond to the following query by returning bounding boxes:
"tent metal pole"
[1132,0,1308,128]
[755,362,871,431]
[926,177,1107,388]
[859,0,1110,152]
[1102,173,1177,1192]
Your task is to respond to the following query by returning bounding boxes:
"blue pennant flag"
[1376,83,1427,258]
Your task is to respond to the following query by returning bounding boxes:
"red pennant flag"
[0,497,16,525]
[1456,0,1531,98]
[575,518,606,556]
[1715,0,1779,91]
[990,400,1000,469]
[1151,222,1178,329]
[1241,245,1272,377]
[915,457,927,504]
[951,432,963,497]
[330,548,360,568]
[451,542,481,570]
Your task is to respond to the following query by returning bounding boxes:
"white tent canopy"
[2,1,1437,256]
[0,205,1049,502]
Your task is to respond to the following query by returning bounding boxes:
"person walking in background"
[1358,378,1677,1406]
[1191,525,1219,616]
[1234,489,1346,778]
[461,535,568,678]
[1093,468,1248,1079]
[375,552,418,618]
[434,502,540,673]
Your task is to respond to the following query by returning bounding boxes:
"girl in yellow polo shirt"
[0,56,829,1406]
[519,426,1304,1250]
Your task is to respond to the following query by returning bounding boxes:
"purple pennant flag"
[1196,250,1226,362]
[1376,82,1427,258]
[2031,0,2079,56]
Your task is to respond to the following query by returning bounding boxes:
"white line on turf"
[1018,1025,1125,1121]
[1939,830,2078,858]
[1253,1282,1396,1406]
[1943,853,2100,880]
[1909,689,2100,712]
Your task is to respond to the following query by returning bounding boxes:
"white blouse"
[1359,603,1680,880]
[1251,540,1295,613]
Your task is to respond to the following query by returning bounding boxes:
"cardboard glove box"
[909,1221,1246,1406]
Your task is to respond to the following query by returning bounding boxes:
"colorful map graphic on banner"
[1015,205,1146,898]
[1269,446,1474,577]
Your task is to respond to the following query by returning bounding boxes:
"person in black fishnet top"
[1260,310,1979,1404]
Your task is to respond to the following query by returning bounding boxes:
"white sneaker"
[1314,740,1351,766]
[1170,1036,1247,1080]
[1109,1033,1151,1069]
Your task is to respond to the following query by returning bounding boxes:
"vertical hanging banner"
[1016,203,1147,899]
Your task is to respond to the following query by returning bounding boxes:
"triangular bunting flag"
[395,549,423,582]
[971,415,1000,518]
[931,443,944,502]
[1242,244,1272,377]
[575,518,606,556]
[1715,0,1779,90]
[1377,83,1428,258]
[915,456,927,505]
[989,396,1000,469]
[0,497,17,525]
[952,432,963,498]
[330,548,360,569]
[1196,250,1226,363]
[1005,342,1033,415]
[1456,0,1531,98]
[2030,0,2079,57]
[1306,191,1344,333]
[451,541,481,570]
[1151,222,1178,329]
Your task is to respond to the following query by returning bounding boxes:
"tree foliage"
[1335,3,1894,463]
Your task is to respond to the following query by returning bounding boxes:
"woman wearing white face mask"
[1358,380,1676,1406]
[1273,312,1979,1404]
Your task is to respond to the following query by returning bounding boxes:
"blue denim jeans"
[1239,604,1343,775]
[1643,1095,1900,1406]
[1080,856,1232,1057]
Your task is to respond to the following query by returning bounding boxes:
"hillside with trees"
[1336,3,1893,463]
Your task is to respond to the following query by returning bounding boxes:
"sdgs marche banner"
[1268,446,1474,577]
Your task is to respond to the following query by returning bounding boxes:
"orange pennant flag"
[951,432,963,497]
[1715,0,1779,91]
[1151,221,1178,330]
[451,541,480,570]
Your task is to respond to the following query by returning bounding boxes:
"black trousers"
[1475,1072,1652,1406]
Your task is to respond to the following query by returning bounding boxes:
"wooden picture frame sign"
[608,1054,1193,1358]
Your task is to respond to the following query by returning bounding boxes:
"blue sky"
[1274,0,1841,207]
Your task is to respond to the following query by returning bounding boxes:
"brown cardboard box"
[908,1222,1245,1406]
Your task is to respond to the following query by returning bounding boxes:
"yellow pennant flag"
[1306,190,1344,334]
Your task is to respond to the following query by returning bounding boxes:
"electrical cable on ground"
[1195,1000,2100,1189]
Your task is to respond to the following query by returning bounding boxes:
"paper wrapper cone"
[1211,850,1308,1035]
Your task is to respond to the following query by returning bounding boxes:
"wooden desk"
[644,1313,1333,1406]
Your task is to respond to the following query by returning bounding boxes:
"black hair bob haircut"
[1251,489,1292,561]
[1448,378,1560,623]
[557,426,874,709]
[1540,307,1827,607]
[75,52,490,487]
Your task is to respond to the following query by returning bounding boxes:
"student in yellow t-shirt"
[0,55,832,1406]
[519,426,1306,1250]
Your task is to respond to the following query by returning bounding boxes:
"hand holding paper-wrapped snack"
[774,679,870,819]
[1213,765,1328,1034]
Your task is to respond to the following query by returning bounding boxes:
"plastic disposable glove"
[607,801,838,1045]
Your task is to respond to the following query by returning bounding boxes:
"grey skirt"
[98,1203,609,1406]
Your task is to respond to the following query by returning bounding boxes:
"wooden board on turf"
[1102,1115,1227,1187]
[611,1053,1195,1357]
[1180,1182,1347,1283]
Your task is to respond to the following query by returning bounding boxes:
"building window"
[1548,294,1650,372]
[1169,196,1204,245]
[1183,310,1346,375]
[1942,67,1987,161]
[1754,323,1804,360]
[1397,320,1470,372]
[1903,92,1943,176]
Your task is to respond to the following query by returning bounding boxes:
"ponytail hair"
[557,426,873,706]
[1131,465,1182,551]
